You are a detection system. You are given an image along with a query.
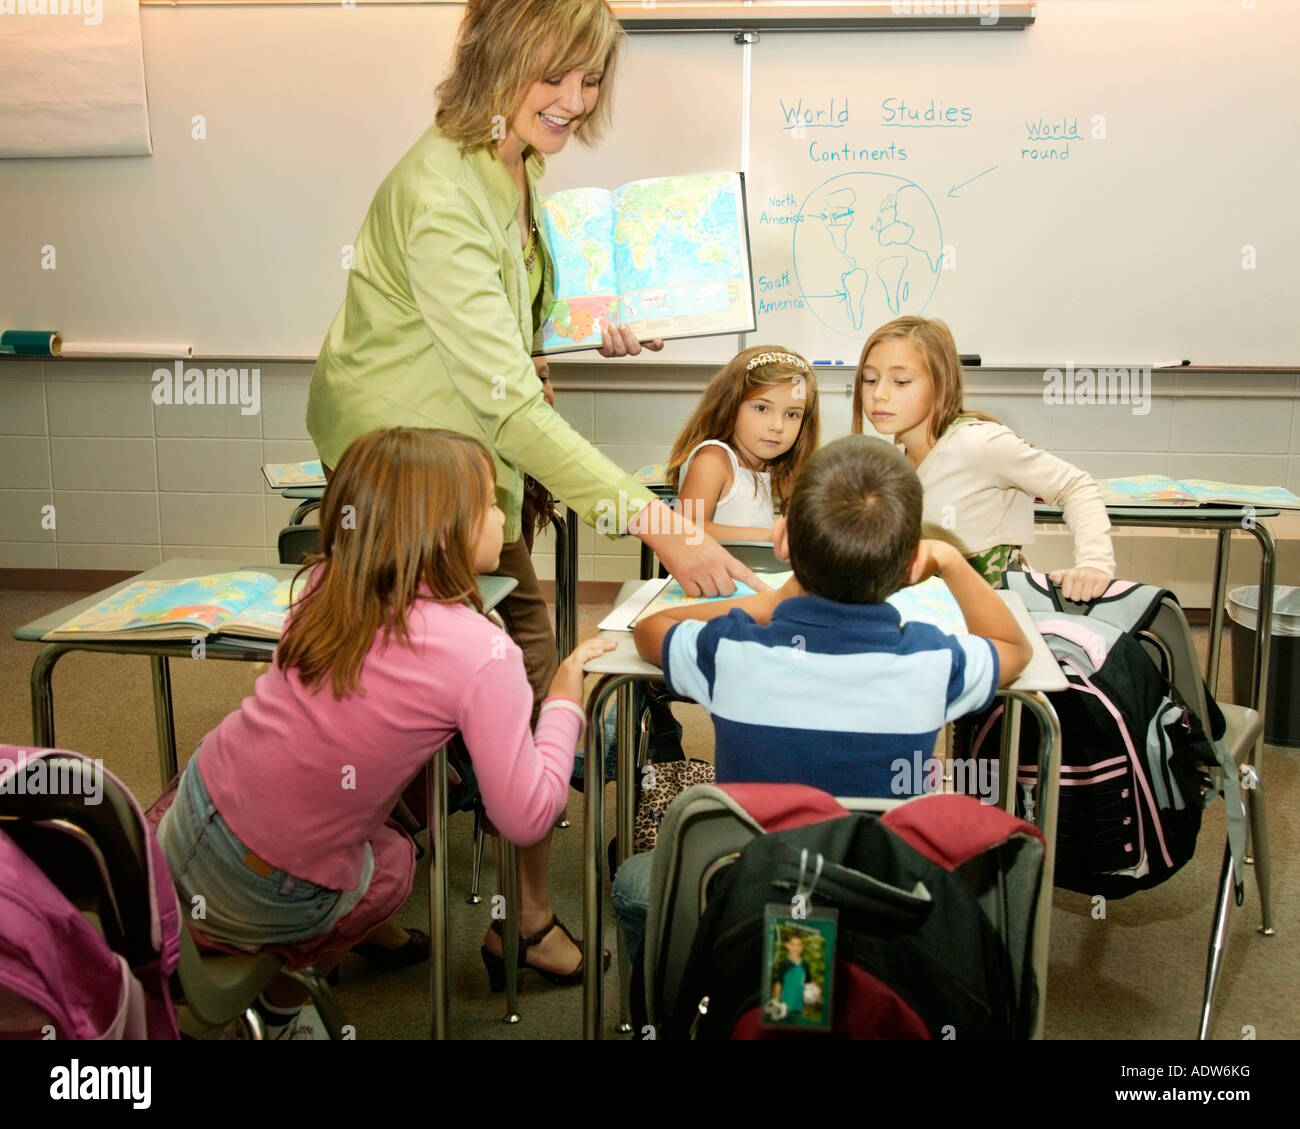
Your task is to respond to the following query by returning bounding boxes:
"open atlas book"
[262,459,325,489]
[537,172,756,354]
[1098,475,1299,509]
[43,570,305,647]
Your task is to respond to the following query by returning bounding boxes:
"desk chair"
[1137,598,1273,1039]
[277,523,321,566]
[0,753,181,1033]
[0,750,348,1040]
[173,927,347,1041]
[641,785,1047,1039]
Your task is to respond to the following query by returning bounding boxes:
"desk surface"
[586,579,1067,694]
[1034,503,1280,523]
[13,559,518,644]
[652,487,1283,528]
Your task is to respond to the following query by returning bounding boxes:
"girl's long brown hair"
[277,428,493,699]
[851,316,997,444]
[434,0,623,154]
[666,345,820,514]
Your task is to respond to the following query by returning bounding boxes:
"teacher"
[308,0,760,686]
[306,0,758,980]
[309,0,759,685]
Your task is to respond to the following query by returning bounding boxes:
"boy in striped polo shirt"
[612,435,1032,961]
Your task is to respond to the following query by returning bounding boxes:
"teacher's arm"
[406,201,760,597]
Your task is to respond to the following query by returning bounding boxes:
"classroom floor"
[1,589,1295,1041]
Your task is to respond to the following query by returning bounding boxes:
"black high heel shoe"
[351,927,430,969]
[479,916,611,991]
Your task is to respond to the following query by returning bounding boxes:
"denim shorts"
[157,756,374,950]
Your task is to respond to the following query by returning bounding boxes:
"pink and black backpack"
[963,572,1245,899]
[0,747,181,1039]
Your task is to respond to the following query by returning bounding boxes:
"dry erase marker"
[1153,359,1191,368]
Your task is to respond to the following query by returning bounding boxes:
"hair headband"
[745,351,810,375]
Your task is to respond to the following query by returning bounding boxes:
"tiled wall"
[2,358,1298,607]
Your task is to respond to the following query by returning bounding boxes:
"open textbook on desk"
[1099,475,1299,509]
[43,570,304,648]
[537,172,756,354]
[262,459,325,489]
[600,573,966,637]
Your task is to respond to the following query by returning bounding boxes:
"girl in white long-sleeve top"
[853,316,1115,601]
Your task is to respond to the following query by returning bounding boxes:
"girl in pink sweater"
[157,427,612,1036]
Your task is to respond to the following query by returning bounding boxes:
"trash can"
[1226,586,1300,747]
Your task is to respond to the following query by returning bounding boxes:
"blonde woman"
[307,0,761,984]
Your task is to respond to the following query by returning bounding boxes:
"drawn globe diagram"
[792,172,944,340]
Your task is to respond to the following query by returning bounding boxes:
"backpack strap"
[1207,730,1249,903]
[1002,570,1063,613]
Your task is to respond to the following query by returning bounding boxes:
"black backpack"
[665,799,1043,1040]
[962,572,1244,899]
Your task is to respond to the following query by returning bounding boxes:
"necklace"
[523,218,539,272]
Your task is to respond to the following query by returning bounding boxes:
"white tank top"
[678,439,775,530]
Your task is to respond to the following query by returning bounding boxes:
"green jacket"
[307,125,654,543]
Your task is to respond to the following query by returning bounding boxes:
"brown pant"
[492,534,560,721]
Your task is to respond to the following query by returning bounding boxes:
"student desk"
[1033,504,1279,720]
[279,484,325,526]
[13,559,517,789]
[639,488,1279,719]
[276,483,583,658]
[579,581,1066,1040]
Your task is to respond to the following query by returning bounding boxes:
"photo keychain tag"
[760,848,837,1033]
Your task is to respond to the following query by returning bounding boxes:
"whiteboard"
[0,1,1295,366]
[0,3,741,362]
[746,0,1299,366]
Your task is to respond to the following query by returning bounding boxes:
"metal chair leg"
[614,683,639,1035]
[239,1007,267,1040]
[1199,840,1235,1040]
[616,703,655,1036]
[427,752,450,1039]
[500,838,522,1024]
[149,655,179,787]
[282,967,349,1040]
[468,807,485,905]
[1245,743,1274,935]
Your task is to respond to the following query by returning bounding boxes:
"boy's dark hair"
[785,436,922,604]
